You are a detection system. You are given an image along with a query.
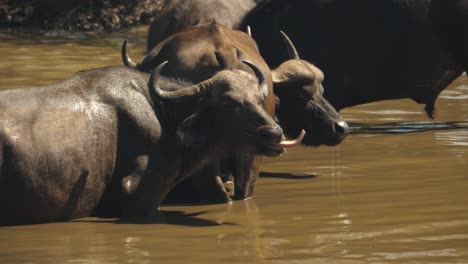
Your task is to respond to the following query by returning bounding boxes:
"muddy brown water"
[0,28,467,264]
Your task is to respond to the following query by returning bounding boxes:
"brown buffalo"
[126,22,300,202]
[126,22,347,202]
[246,0,468,117]
[0,60,287,225]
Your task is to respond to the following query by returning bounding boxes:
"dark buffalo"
[272,32,348,146]
[146,0,272,51]
[246,0,468,117]
[127,22,347,202]
[0,61,286,225]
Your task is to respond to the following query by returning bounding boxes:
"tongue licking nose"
[279,129,306,147]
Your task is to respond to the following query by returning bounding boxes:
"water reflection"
[121,236,151,264]
[435,130,468,147]
[439,79,468,100]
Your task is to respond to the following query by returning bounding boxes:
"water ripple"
[350,121,468,134]
[435,130,468,147]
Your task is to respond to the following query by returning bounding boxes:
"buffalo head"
[272,32,348,146]
[150,60,291,157]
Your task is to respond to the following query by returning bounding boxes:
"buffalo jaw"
[301,115,349,147]
[256,129,306,157]
[254,126,284,157]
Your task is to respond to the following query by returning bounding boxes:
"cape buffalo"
[146,0,272,51]
[0,60,288,225]
[126,22,347,202]
[246,0,468,117]
[272,32,348,146]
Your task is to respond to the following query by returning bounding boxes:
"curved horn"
[243,60,268,97]
[280,31,300,60]
[246,25,252,37]
[122,39,137,68]
[150,61,212,101]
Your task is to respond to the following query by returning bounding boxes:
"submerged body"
[0,63,283,225]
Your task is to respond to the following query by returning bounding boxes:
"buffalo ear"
[272,61,300,86]
[177,112,212,148]
[271,68,289,85]
[272,60,311,87]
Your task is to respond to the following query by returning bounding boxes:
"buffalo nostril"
[334,121,349,136]
[272,126,284,140]
[259,126,283,142]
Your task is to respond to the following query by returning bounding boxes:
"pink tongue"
[279,129,305,147]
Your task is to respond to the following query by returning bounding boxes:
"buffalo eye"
[303,84,315,96]
[220,97,243,110]
[256,93,266,105]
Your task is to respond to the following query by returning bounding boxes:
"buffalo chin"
[301,132,345,147]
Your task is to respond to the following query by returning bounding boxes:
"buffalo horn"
[122,40,137,68]
[243,60,268,97]
[150,61,212,101]
[246,25,252,37]
[280,31,300,60]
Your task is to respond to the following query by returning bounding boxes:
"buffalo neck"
[153,99,227,186]
[151,97,199,132]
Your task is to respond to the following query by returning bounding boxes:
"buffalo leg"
[0,139,3,184]
[434,0,468,73]
[119,155,158,218]
[191,162,233,204]
[452,0,468,73]
[233,154,263,200]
